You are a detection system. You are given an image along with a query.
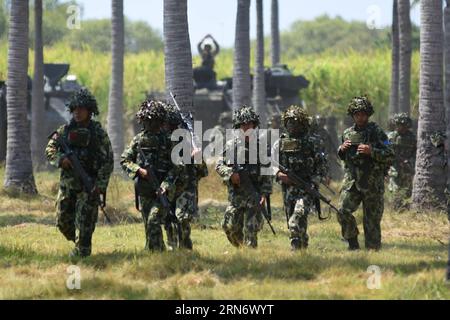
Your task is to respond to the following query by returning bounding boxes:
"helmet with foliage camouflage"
[163,103,182,126]
[393,113,412,128]
[430,131,446,148]
[232,105,260,129]
[136,100,167,123]
[347,96,374,117]
[66,88,99,116]
[281,105,310,127]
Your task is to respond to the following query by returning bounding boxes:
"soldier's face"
[240,123,256,141]
[73,106,90,123]
[352,112,369,128]
[397,125,408,134]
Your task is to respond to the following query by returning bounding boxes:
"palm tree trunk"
[412,0,446,209]
[4,0,37,194]
[389,0,400,115]
[233,0,251,110]
[445,0,450,188]
[107,0,125,173]
[31,0,45,169]
[163,0,194,112]
[253,0,266,128]
[271,0,280,66]
[398,0,412,115]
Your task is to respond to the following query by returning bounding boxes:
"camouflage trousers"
[284,191,314,248]
[165,190,197,250]
[140,196,168,252]
[56,188,99,256]
[222,202,263,248]
[337,184,384,250]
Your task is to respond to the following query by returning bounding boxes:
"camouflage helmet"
[232,105,260,129]
[281,105,310,127]
[347,96,374,117]
[136,100,167,123]
[430,131,446,148]
[66,88,99,116]
[163,103,182,126]
[393,113,412,128]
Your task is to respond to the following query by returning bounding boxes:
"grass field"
[0,166,448,300]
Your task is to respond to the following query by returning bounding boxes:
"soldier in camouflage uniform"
[337,96,394,251]
[310,115,339,182]
[215,106,272,248]
[121,100,180,252]
[273,106,328,250]
[162,104,209,250]
[387,113,417,209]
[46,89,114,258]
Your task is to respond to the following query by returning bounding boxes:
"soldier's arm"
[337,134,346,160]
[212,38,220,56]
[215,141,234,183]
[371,128,395,164]
[45,126,65,168]
[120,135,141,179]
[95,128,114,193]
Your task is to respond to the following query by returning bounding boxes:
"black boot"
[347,237,360,251]
[291,239,301,251]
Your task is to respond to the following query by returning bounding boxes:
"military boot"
[348,236,360,251]
[290,238,301,251]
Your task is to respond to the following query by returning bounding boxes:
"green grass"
[0,166,449,299]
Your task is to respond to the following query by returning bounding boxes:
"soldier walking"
[46,89,114,258]
[121,100,180,252]
[337,96,394,251]
[215,106,272,248]
[273,106,328,250]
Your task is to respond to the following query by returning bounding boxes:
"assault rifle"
[54,133,111,224]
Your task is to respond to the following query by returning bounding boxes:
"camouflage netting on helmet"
[430,131,446,148]
[66,88,99,116]
[281,105,310,127]
[232,105,260,128]
[393,112,412,128]
[136,100,167,123]
[164,103,182,126]
[347,96,374,117]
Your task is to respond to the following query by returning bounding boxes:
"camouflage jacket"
[173,162,209,198]
[216,136,273,203]
[45,119,114,193]
[120,130,180,194]
[388,130,416,174]
[273,132,328,193]
[338,122,394,193]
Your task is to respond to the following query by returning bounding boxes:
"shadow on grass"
[0,214,55,227]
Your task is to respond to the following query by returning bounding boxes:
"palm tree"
[232,0,251,110]
[445,0,450,167]
[398,0,412,115]
[444,0,450,284]
[163,0,194,112]
[412,0,446,209]
[107,0,125,173]
[31,0,45,169]
[389,0,399,115]
[4,0,37,194]
[253,0,266,127]
[271,0,280,66]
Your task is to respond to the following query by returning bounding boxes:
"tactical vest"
[279,134,316,181]
[136,132,172,184]
[63,121,100,177]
